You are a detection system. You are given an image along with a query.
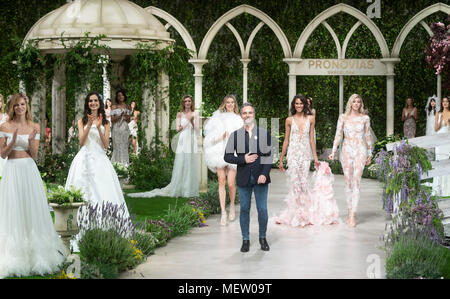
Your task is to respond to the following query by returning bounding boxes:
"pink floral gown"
[331,114,373,212]
[274,117,340,227]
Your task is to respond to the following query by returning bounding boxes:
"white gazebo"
[22,0,174,153]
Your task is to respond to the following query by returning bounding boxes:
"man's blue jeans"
[237,174,269,241]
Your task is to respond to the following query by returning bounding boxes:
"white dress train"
[0,132,66,278]
[128,113,199,198]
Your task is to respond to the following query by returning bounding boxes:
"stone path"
[121,169,387,279]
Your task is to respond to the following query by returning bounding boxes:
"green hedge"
[0,1,448,150]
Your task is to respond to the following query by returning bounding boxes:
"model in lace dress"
[402,97,417,138]
[110,90,131,166]
[433,96,450,197]
[329,94,373,227]
[274,94,339,227]
[203,95,243,225]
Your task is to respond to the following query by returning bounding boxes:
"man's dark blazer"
[223,125,273,187]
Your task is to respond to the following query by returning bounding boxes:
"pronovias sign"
[293,59,388,76]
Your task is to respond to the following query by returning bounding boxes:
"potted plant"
[48,185,85,255]
[113,162,133,189]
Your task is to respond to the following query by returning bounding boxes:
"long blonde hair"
[219,94,239,114]
[180,95,194,112]
[344,94,365,115]
[8,93,32,122]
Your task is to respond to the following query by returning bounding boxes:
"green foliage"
[128,137,174,191]
[112,162,128,178]
[385,232,447,279]
[47,185,84,205]
[164,203,199,238]
[78,228,138,274]
[37,131,80,186]
[1,1,447,153]
[81,261,119,279]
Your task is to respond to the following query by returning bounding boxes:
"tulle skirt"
[0,158,66,278]
[65,146,129,218]
[0,157,6,177]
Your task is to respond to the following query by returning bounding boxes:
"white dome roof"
[24,0,173,52]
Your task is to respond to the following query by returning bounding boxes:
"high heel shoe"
[349,211,356,227]
[347,208,352,225]
[220,211,227,226]
[229,204,235,221]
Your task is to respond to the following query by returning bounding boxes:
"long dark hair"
[115,89,127,105]
[290,94,311,116]
[427,98,437,115]
[441,96,449,112]
[82,91,108,126]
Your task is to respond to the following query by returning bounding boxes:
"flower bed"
[375,140,449,278]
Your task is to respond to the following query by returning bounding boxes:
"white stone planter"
[49,202,85,255]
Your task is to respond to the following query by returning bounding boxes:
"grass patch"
[123,190,191,221]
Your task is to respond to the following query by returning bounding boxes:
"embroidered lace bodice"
[331,114,373,157]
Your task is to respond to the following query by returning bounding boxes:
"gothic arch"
[293,3,389,59]
[391,2,450,58]
[197,4,292,60]
[145,6,197,58]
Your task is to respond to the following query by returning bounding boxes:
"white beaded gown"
[203,110,243,172]
[128,113,199,198]
[110,108,131,166]
[0,132,66,278]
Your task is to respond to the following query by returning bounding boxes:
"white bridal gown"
[433,114,450,197]
[65,125,129,217]
[128,113,199,198]
[0,132,66,278]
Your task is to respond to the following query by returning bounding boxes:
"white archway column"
[52,62,66,154]
[241,59,251,103]
[339,75,344,115]
[75,83,90,122]
[157,71,170,146]
[189,59,208,193]
[382,59,400,136]
[189,59,208,111]
[30,75,46,161]
[284,59,302,109]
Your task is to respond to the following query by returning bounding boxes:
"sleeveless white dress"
[203,110,243,172]
[433,113,450,196]
[128,113,199,198]
[0,132,66,278]
[110,108,131,166]
[65,125,129,216]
